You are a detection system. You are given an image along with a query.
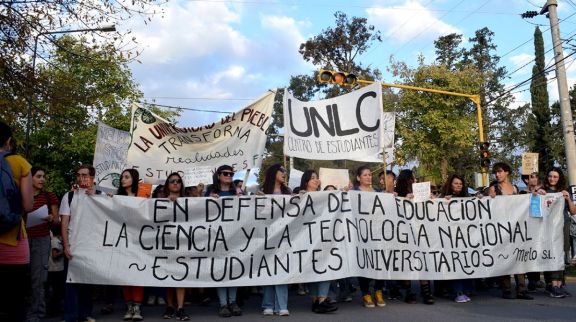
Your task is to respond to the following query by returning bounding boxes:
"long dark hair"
[117,169,140,196]
[0,121,12,148]
[395,169,415,197]
[163,172,185,197]
[262,163,290,194]
[441,174,469,197]
[209,165,237,195]
[354,165,371,187]
[543,167,567,191]
[299,169,319,192]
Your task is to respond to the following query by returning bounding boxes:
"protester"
[520,172,545,292]
[117,169,144,321]
[353,165,387,308]
[393,169,434,305]
[379,170,396,193]
[206,165,242,318]
[537,167,576,298]
[144,185,166,308]
[439,174,474,303]
[60,164,100,322]
[46,226,65,318]
[161,173,190,321]
[26,166,59,321]
[300,169,338,314]
[0,121,33,322]
[259,164,291,316]
[488,162,533,300]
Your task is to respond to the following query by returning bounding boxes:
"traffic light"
[521,11,539,19]
[318,69,357,86]
[479,141,491,168]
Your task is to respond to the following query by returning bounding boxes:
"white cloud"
[132,1,249,64]
[509,53,534,76]
[366,0,461,44]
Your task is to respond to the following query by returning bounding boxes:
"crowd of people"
[1,120,576,322]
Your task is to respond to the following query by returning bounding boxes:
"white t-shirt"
[48,235,64,272]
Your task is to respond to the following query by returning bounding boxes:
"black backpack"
[0,151,23,234]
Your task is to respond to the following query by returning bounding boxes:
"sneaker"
[502,291,514,299]
[560,287,572,297]
[123,305,134,321]
[388,287,402,300]
[313,299,338,313]
[527,282,537,292]
[516,291,534,300]
[218,305,232,318]
[404,292,417,304]
[83,317,96,322]
[339,296,353,302]
[157,297,166,306]
[147,295,156,306]
[132,304,143,321]
[362,294,375,308]
[278,309,290,316]
[455,293,470,303]
[162,306,175,319]
[228,302,242,316]
[262,308,274,316]
[175,308,190,321]
[100,303,114,315]
[536,280,546,289]
[327,297,337,304]
[374,290,386,307]
[549,286,566,298]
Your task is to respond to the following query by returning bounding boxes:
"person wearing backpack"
[60,164,100,322]
[0,121,34,322]
[26,166,60,322]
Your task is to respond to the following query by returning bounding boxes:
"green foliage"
[526,27,555,173]
[389,62,482,184]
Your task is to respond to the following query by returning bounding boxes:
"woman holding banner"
[393,169,435,305]
[538,167,576,298]
[117,169,145,321]
[161,173,191,321]
[259,164,291,316]
[206,165,243,318]
[300,169,339,314]
[439,175,474,303]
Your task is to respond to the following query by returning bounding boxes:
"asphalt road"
[42,280,576,322]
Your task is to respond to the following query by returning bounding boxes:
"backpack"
[0,151,23,234]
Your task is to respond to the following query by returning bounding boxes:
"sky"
[121,0,576,184]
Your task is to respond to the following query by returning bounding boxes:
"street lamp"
[24,25,117,157]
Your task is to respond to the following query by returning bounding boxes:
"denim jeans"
[309,281,331,298]
[27,235,50,320]
[63,259,93,322]
[262,285,288,311]
[217,287,238,306]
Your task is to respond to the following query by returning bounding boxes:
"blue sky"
[121,0,576,183]
[125,0,576,127]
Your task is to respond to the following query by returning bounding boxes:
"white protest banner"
[283,83,392,162]
[93,121,130,190]
[68,192,565,287]
[287,168,303,191]
[522,153,539,175]
[412,182,431,203]
[182,167,214,187]
[127,90,276,183]
[319,167,350,190]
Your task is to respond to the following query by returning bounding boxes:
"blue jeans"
[452,279,474,293]
[63,259,93,322]
[262,285,288,311]
[217,287,237,306]
[309,281,331,298]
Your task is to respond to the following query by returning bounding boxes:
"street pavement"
[44,281,576,322]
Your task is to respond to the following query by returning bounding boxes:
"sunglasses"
[220,171,234,177]
[169,179,182,184]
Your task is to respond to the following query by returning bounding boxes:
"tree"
[0,0,165,137]
[260,11,385,185]
[434,33,465,70]
[389,59,483,183]
[22,36,177,194]
[526,27,554,173]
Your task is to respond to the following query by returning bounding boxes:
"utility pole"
[542,0,576,184]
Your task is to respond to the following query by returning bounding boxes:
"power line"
[144,96,254,101]
[140,102,233,114]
